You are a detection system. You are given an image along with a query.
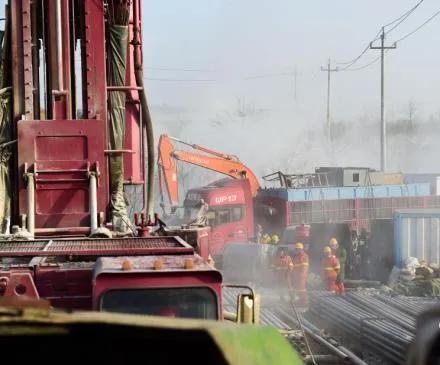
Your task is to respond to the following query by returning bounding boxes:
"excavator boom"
[158,134,260,207]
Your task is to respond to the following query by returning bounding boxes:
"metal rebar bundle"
[308,291,439,364]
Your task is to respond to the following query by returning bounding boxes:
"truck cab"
[0,237,223,320]
[95,255,222,319]
[182,179,254,259]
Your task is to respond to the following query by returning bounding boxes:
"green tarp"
[107,24,129,231]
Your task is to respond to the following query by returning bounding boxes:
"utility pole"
[293,65,298,103]
[321,59,338,141]
[370,27,396,171]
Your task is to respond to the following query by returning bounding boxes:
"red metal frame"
[284,195,440,231]
[17,120,108,230]
[4,1,225,319]
[83,1,106,121]
[123,2,143,184]
[0,237,194,257]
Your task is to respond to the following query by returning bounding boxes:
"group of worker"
[261,233,280,244]
[256,224,280,244]
[275,237,346,306]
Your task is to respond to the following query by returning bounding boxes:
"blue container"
[394,209,440,268]
[259,183,431,202]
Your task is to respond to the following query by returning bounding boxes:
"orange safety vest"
[277,254,293,270]
[292,252,309,273]
[322,255,340,280]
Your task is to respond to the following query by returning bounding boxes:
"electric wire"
[146,67,213,72]
[344,8,440,72]
[335,29,381,67]
[383,0,424,30]
[336,0,424,70]
[145,77,216,82]
[394,8,440,43]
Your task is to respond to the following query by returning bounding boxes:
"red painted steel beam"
[0,247,194,257]
[11,1,25,123]
[83,0,106,121]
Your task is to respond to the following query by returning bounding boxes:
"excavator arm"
[158,134,260,207]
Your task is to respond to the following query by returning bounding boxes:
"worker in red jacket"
[329,238,346,294]
[291,242,309,306]
[274,248,293,298]
[321,246,341,293]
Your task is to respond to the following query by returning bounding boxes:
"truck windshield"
[100,287,218,320]
[183,206,200,221]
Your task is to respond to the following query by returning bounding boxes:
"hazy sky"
[142,0,440,124]
[1,1,439,174]
[1,1,438,123]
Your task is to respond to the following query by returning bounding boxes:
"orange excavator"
[158,134,261,208]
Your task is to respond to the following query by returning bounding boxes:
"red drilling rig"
[0,0,257,321]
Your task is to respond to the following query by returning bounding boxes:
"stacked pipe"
[223,288,368,364]
[308,291,438,364]
[345,292,415,332]
[372,294,438,317]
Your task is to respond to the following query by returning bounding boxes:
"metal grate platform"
[0,237,194,257]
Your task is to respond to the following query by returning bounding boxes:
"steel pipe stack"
[345,292,415,332]
[309,291,439,364]
[372,293,438,317]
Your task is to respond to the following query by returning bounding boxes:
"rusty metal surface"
[96,254,214,273]
[22,0,33,119]
[0,237,194,257]
[84,0,106,121]
[17,120,108,229]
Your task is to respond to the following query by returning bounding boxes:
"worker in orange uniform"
[274,248,294,299]
[329,238,346,294]
[291,242,309,306]
[321,246,341,293]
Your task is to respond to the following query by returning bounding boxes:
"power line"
[144,71,295,83]
[343,55,381,72]
[340,7,439,72]
[145,77,216,82]
[335,29,381,67]
[394,8,440,43]
[146,67,213,72]
[383,0,424,29]
[243,72,293,80]
[336,0,424,70]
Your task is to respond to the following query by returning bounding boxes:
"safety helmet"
[323,246,332,254]
[329,238,338,246]
[295,242,304,249]
[271,234,280,244]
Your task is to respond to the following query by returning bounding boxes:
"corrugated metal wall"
[394,210,440,267]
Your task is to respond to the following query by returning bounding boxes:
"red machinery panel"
[18,120,108,231]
